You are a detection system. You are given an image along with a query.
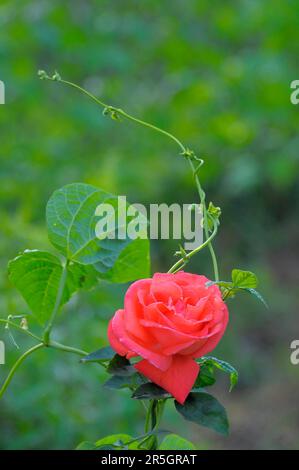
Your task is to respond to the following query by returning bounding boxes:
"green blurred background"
[0,0,298,450]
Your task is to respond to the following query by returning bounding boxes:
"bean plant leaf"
[97,237,150,283]
[8,250,94,325]
[67,261,99,291]
[46,183,150,282]
[175,392,229,436]
[231,269,258,289]
[207,270,267,307]
[158,434,196,450]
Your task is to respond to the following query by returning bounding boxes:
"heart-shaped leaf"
[97,237,150,283]
[231,269,258,289]
[46,183,150,282]
[8,250,94,325]
[158,434,196,450]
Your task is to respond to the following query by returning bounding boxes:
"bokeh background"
[0,0,298,450]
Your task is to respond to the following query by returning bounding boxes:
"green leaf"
[175,392,229,436]
[76,441,97,450]
[8,250,90,325]
[46,183,113,262]
[80,346,115,363]
[95,434,139,450]
[243,288,268,308]
[197,356,238,391]
[46,183,150,282]
[104,373,144,390]
[132,382,171,400]
[231,269,258,289]
[107,354,135,376]
[207,202,221,228]
[67,262,99,291]
[159,434,196,450]
[194,363,216,388]
[97,237,150,283]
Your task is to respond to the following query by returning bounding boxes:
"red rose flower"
[108,272,228,404]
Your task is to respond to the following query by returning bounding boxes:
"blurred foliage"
[0,0,298,450]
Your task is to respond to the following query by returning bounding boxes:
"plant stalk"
[0,343,44,399]
[41,72,219,280]
[43,261,68,345]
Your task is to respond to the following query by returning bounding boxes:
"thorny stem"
[39,70,219,280]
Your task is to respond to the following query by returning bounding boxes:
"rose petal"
[108,313,130,357]
[112,309,171,371]
[135,355,200,404]
[189,304,229,358]
[124,279,153,341]
[162,323,222,355]
[140,319,201,349]
[151,280,183,303]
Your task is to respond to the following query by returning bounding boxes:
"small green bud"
[52,70,61,81]
[37,70,49,80]
[20,318,28,330]
[181,148,195,159]
[208,202,221,219]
